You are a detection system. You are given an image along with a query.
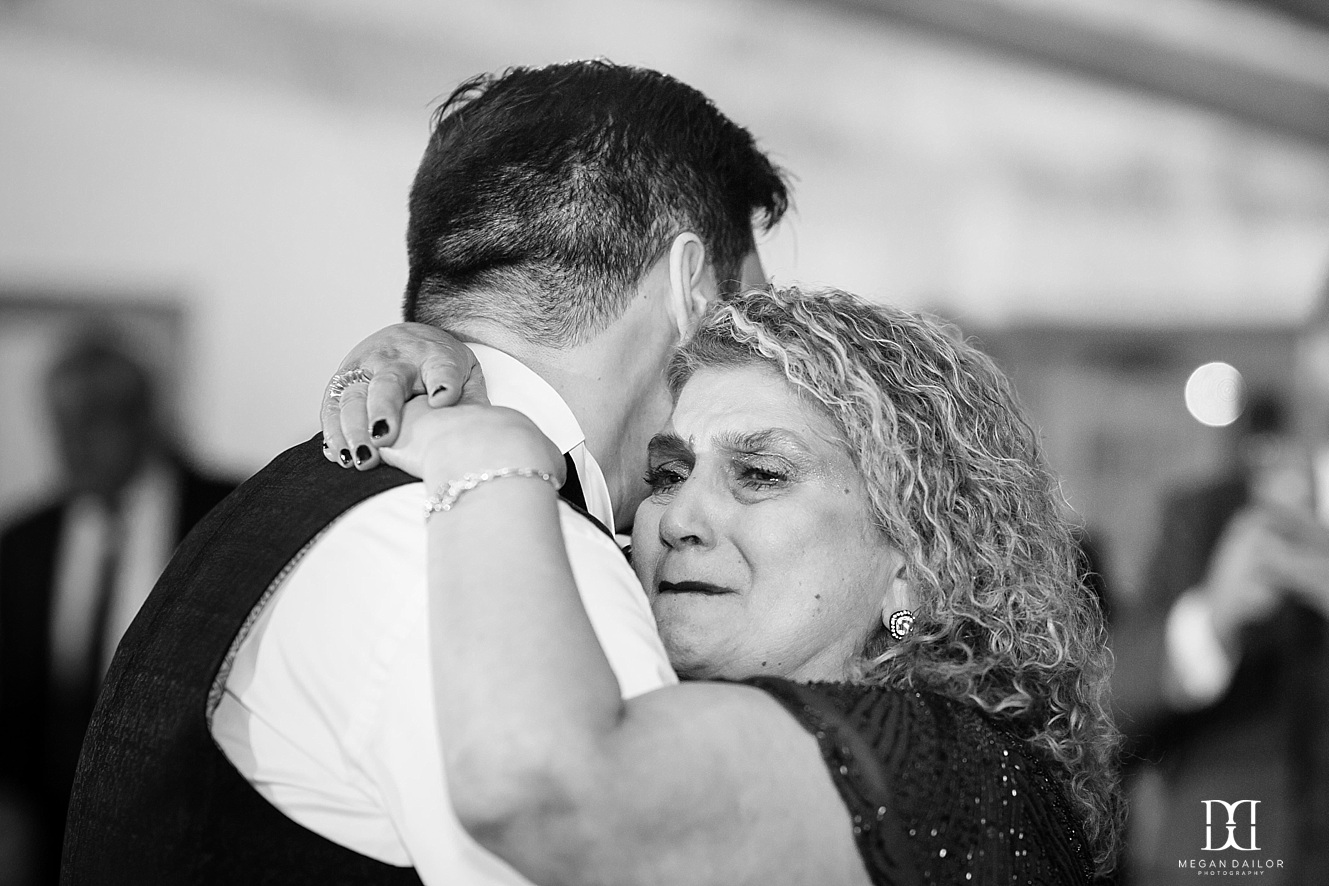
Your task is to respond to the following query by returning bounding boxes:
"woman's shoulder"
[743,676,1025,767]
[743,677,1093,885]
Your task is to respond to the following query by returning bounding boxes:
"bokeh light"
[1184,361,1245,427]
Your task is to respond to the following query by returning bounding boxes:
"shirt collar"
[470,344,584,455]
[468,344,615,531]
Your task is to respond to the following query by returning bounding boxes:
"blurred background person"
[1114,296,1329,886]
[0,334,236,886]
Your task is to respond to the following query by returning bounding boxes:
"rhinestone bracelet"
[423,467,559,520]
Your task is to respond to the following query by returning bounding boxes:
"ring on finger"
[327,367,373,401]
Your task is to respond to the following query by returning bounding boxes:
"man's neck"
[462,324,665,529]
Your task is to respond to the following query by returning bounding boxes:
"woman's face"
[631,363,907,682]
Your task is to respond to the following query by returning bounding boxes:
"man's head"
[46,336,161,501]
[402,60,789,346]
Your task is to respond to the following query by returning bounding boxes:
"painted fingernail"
[339,449,352,467]
[371,420,389,439]
[354,445,372,466]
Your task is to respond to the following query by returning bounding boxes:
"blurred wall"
[3,0,1329,521]
[0,23,419,488]
[982,324,1298,601]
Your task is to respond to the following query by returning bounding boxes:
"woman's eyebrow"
[714,428,809,455]
[647,432,692,460]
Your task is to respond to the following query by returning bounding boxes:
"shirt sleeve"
[557,501,677,698]
[215,485,676,883]
[376,500,675,879]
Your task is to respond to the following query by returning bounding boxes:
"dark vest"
[63,437,467,883]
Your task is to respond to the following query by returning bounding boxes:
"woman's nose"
[657,476,715,550]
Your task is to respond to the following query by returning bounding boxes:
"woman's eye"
[738,466,787,489]
[644,463,688,492]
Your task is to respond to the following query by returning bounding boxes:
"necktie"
[560,451,618,544]
[83,501,123,710]
[561,451,587,511]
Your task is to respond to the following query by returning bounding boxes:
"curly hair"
[668,286,1123,874]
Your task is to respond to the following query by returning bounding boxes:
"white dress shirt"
[211,344,675,882]
[50,460,179,685]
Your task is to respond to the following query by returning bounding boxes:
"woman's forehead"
[668,365,853,457]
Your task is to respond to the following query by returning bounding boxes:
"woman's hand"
[321,323,488,470]
[382,398,565,489]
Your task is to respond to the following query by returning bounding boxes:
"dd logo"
[1202,800,1260,851]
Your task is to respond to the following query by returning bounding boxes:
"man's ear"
[667,232,710,339]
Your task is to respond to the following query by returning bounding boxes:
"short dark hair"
[403,60,790,345]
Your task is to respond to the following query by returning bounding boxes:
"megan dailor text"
[1178,858,1285,875]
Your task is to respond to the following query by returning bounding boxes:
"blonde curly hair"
[668,286,1122,874]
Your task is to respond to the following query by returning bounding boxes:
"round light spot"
[1185,362,1244,427]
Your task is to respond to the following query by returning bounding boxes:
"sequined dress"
[748,678,1093,886]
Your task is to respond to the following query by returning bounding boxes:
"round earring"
[887,609,915,641]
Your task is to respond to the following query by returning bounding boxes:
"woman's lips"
[656,580,736,596]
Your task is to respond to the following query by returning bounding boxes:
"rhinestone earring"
[887,609,915,641]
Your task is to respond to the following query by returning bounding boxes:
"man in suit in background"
[0,335,236,885]
[1115,299,1329,885]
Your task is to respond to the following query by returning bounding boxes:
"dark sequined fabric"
[747,678,1093,886]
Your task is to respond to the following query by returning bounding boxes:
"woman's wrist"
[424,467,561,519]
[410,403,564,488]
[421,436,562,489]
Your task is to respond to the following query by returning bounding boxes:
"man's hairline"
[405,230,759,351]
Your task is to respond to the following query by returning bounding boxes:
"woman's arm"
[400,407,872,886]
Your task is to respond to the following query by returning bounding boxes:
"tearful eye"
[644,462,688,494]
[739,467,787,489]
